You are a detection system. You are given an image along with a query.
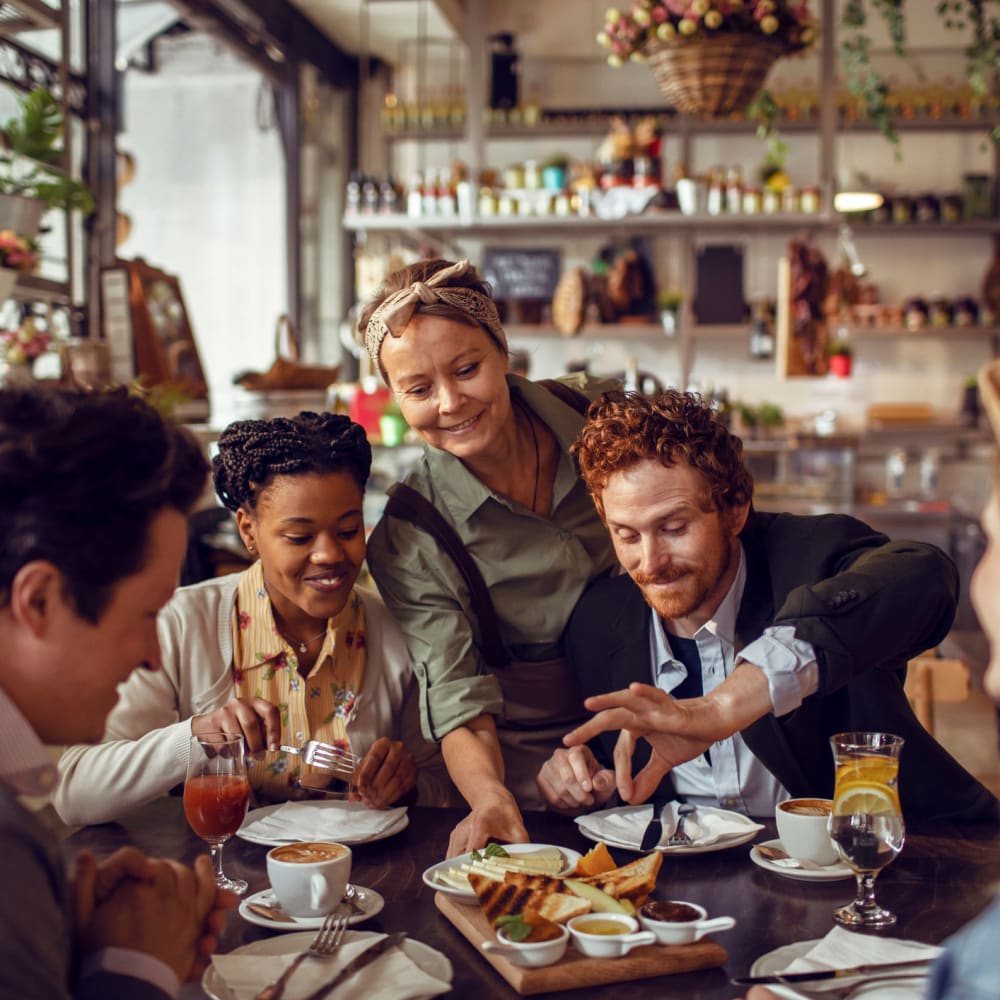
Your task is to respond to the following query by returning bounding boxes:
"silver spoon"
[755,844,825,871]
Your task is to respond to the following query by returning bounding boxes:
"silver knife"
[639,796,672,852]
[730,957,935,986]
[301,932,407,1000]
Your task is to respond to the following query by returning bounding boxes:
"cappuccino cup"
[775,797,837,866]
[266,841,351,917]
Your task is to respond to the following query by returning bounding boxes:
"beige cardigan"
[54,574,454,825]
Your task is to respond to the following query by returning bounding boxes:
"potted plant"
[656,288,683,334]
[0,88,95,235]
[841,2,1000,146]
[0,228,39,302]
[1,317,51,384]
[827,339,854,378]
[596,1,818,117]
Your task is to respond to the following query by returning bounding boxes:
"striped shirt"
[231,561,365,802]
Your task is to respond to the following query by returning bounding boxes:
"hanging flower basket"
[597,3,818,119]
[645,34,787,117]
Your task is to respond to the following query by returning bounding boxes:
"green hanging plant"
[0,88,95,212]
[841,0,1000,146]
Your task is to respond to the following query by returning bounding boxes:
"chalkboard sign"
[482,248,562,302]
[693,244,746,325]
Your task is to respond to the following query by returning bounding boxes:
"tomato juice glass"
[184,732,250,895]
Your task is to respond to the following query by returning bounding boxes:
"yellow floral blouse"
[231,561,365,802]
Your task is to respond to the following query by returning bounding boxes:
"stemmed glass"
[184,732,250,895]
[828,731,905,928]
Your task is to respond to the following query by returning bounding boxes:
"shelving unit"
[0,1,84,329]
[351,0,1000,389]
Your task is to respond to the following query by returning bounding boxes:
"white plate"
[749,940,928,998]
[422,843,583,905]
[239,884,385,931]
[203,930,452,1000]
[749,839,854,882]
[236,801,409,847]
[577,804,763,855]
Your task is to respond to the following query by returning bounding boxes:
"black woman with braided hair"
[55,411,453,826]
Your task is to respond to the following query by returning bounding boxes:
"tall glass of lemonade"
[828,731,905,928]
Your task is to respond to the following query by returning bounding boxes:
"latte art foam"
[270,841,348,864]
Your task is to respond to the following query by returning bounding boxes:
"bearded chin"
[640,580,702,621]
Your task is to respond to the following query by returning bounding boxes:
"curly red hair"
[572,390,754,516]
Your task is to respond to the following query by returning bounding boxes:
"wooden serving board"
[435,892,727,996]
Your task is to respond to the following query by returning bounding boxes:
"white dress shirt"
[649,544,820,817]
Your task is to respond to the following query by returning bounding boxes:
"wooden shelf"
[854,325,999,338]
[10,274,71,304]
[0,0,60,35]
[508,322,667,341]
[381,111,998,143]
[344,211,835,237]
[852,221,1000,235]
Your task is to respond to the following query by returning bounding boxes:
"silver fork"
[253,910,349,1000]
[280,741,359,778]
[786,974,930,999]
[667,803,696,846]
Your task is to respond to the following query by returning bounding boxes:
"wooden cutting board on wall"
[435,893,727,995]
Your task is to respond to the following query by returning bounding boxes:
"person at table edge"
[54,412,453,827]
[0,385,236,1000]
[538,389,998,824]
[360,258,619,855]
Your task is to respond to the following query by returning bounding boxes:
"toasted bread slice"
[578,851,662,906]
[524,891,590,924]
[468,871,589,924]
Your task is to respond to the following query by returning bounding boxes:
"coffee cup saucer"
[239,884,385,931]
[749,838,853,882]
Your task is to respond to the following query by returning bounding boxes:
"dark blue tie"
[665,632,710,765]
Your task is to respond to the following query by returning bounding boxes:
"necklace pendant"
[298,641,307,653]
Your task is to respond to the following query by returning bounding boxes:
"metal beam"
[275,55,301,331]
[86,0,118,337]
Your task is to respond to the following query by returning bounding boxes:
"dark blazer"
[0,783,170,999]
[565,510,998,823]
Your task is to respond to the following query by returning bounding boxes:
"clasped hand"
[72,847,238,982]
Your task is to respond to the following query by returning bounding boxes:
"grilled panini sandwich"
[468,872,590,924]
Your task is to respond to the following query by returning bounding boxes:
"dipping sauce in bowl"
[638,899,735,945]
[571,918,631,936]
[567,913,655,957]
[641,901,702,923]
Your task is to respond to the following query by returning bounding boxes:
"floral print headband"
[364,259,507,364]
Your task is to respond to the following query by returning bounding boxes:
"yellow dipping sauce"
[573,919,629,936]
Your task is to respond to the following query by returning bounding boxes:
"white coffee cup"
[775,797,838,866]
[266,841,351,917]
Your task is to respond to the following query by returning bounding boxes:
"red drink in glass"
[183,773,249,840]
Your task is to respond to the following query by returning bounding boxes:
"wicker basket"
[646,34,786,117]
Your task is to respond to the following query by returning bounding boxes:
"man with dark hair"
[0,385,236,999]
[537,390,997,824]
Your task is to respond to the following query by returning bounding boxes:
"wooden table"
[65,801,1000,999]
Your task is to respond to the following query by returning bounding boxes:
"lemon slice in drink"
[836,755,898,789]
[834,781,900,816]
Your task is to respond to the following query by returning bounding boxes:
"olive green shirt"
[366,373,620,742]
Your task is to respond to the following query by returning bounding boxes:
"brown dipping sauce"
[640,901,701,923]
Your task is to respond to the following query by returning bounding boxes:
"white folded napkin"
[211,933,451,1000]
[773,926,942,997]
[575,802,763,850]
[240,801,406,843]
